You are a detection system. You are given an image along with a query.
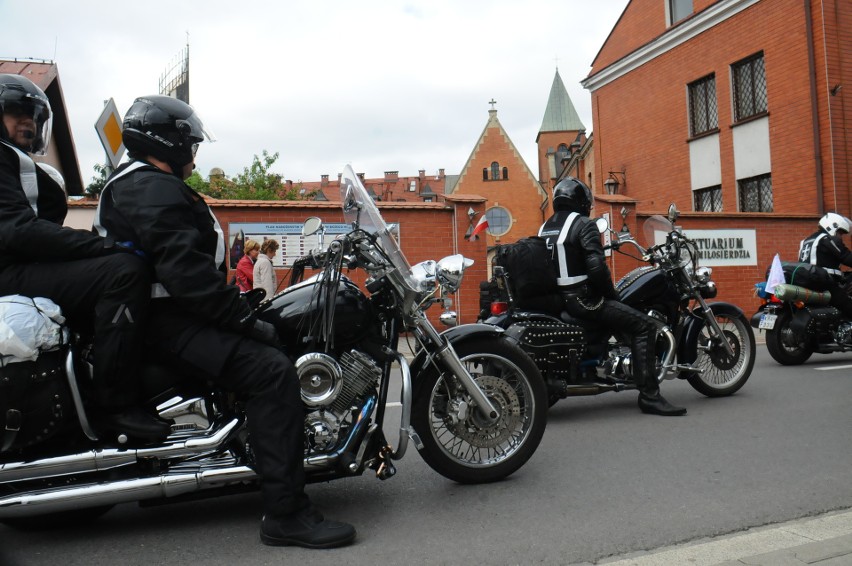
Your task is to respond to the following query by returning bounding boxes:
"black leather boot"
[632,330,686,416]
[638,389,687,416]
[261,507,356,548]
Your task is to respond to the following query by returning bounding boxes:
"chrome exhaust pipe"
[0,418,242,483]
[0,465,258,519]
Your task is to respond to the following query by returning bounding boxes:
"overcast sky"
[2,0,626,184]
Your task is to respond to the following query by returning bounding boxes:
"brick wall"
[212,200,489,326]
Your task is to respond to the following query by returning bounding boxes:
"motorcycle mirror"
[302,217,323,236]
[594,217,609,234]
[667,203,680,223]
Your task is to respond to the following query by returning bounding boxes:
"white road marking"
[814,364,852,371]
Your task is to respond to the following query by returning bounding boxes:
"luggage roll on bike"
[482,204,755,405]
[0,165,547,529]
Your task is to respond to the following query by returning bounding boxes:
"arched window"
[484,206,511,236]
[502,166,509,180]
[490,162,500,180]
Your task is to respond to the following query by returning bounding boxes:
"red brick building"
[580,0,850,311]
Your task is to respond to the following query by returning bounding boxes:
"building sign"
[653,229,757,266]
[228,222,399,269]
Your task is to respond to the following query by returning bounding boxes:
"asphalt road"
[1,345,850,566]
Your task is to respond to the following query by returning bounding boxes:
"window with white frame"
[669,0,693,24]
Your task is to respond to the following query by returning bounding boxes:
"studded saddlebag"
[0,349,73,453]
[504,318,587,382]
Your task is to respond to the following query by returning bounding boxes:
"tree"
[195,150,317,201]
[84,163,110,199]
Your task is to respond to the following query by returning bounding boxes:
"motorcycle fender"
[409,324,506,373]
[680,302,746,365]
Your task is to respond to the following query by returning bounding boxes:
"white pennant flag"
[765,253,785,294]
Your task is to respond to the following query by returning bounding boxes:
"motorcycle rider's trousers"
[560,290,659,390]
[146,307,309,518]
[0,253,151,408]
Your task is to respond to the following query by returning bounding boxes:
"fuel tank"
[616,266,676,310]
[260,275,375,352]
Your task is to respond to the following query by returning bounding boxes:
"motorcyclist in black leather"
[798,212,852,319]
[539,177,686,416]
[94,95,355,549]
[0,74,168,440]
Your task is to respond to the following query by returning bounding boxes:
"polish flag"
[470,215,489,240]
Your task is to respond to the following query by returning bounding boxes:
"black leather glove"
[247,318,280,347]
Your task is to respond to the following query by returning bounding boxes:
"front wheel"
[765,310,814,365]
[686,311,755,397]
[411,337,547,484]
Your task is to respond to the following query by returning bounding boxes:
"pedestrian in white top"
[253,239,279,299]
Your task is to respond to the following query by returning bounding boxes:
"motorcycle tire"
[685,311,755,397]
[411,336,547,484]
[765,310,814,365]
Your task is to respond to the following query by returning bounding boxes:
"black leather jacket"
[0,140,111,271]
[539,210,618,300]
[798,229,852,279]
[94,160,251,328]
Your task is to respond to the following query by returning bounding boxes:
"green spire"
[539,69,585,134]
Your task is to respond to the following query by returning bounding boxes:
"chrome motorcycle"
[0,165,547,528]
[481,204,755,405]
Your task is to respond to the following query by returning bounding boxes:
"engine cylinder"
[296,353,343,407]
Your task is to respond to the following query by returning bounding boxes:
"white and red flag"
[469,215,488,240]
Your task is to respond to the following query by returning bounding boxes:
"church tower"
[536,69,586,190]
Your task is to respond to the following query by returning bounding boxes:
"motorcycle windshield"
[339,165,421,292]
[642,215,674,247]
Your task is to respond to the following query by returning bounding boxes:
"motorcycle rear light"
[490,302,508,315]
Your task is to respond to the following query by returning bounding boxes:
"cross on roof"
[489,98,497,109]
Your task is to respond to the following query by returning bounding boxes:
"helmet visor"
[3,98,52,155]
[176,111,216,144]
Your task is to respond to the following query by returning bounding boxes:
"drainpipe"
[805,0,824,215]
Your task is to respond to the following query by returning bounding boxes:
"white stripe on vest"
[1,140,39,215]
[539,212,588,286]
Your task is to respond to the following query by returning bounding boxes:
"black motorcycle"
[0,165,547,528]
[481,204,755,405]
[751,270,852,365]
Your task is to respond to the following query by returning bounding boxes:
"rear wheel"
[686,312,755,397]
[412,337,547,484]
[765,310,813,365]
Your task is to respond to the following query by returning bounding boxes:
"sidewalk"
[589,507,852,566]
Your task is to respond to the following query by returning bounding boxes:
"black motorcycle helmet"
[553,176,593,216]
[0,74,52,155]
[122,95,214,178]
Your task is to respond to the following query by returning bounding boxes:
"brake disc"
[447,375,522,448]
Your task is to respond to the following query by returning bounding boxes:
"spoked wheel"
[765,310,814,365]
[686,312,755,397]
[412,337,547,484]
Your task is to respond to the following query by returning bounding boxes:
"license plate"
[758,313,777,330]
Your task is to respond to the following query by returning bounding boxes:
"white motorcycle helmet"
[819,212,852,237]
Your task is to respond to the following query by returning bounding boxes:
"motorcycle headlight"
[436,254,474,293]
[700,281,717,299]
[409,260,437,292]
[694,266,713,284]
